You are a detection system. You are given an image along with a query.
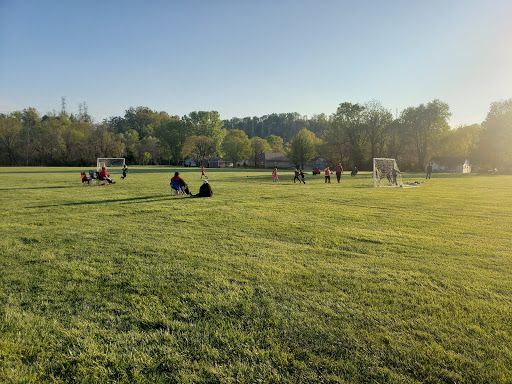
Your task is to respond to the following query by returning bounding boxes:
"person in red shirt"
[272,168,279,183]
[334,163,343,183]
[171,171,191,195]
[99,167,115,184]
[324,167,331,183]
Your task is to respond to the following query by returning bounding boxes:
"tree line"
[1,99,511,172]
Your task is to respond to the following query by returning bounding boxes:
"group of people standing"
[324,164,344,183]
[273,163,356,184]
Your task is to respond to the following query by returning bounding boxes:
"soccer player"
[272,168,279,183]
[324,167,331,183]
[334,163,343,183]
[121,164,128,179]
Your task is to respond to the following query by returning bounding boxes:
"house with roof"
[255,152,292,169]
[427,157,471,173]
[208,158,232,168]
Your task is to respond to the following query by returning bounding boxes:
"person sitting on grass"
[193,180,213,198]
[99,166,116,184]
[171,171,191,195]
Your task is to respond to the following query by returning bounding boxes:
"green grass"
[1,167,511,383]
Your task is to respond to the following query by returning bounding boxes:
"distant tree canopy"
[221,129,252,167]
[1,98,510,172]
[477,99,512,172]
[285,128,319,169]
[181,136,215,166]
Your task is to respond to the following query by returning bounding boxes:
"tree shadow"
[29,194,174,208]
[0,186,75,191]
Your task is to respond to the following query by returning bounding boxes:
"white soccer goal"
[96,158,126,173]
[373,158,402,187]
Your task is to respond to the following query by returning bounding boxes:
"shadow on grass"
[28,194,179,208]
[0,186,76,191]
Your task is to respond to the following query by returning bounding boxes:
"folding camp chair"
[170,180,187,196]
[81,172,91,185]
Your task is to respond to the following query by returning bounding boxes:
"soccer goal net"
[373,158,402,187]
[97,158,125,173]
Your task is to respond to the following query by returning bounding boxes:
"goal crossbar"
[96,158,126,172]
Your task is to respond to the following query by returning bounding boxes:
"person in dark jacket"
[194,180,213,197]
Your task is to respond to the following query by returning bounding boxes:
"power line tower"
[61,96,66,115]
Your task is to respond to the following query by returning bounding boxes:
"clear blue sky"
[1,0,511,126]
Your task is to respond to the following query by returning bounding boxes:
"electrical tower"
[61,96,66,115]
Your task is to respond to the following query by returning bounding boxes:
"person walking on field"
[200,166,207,179]
[272,167,279,183]
[293,168,301,183]
[392,167,401,185]
[324,167,331,183]
[426,162,433,179]
[334,163,343,183]
[121,164,128,179]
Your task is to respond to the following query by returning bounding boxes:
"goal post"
[373,158,402,187]
[96,158,126,173]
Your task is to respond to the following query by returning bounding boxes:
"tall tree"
[221,129,252,166]
[181,135,215,166]
[183,111,225,155]
[436,124,482,159]
[124,107,173,139]
[154,119,191,163]
[31,114,67,165]
[285,128,318,168]
[20,108,40,165]
[477,99,512,172]
[60,121,94,165]
[323,102,366,167]
[401,99,451,169]
[362,100,393,159]
[265,134,283,152]
[138,136,161,165]
[122,129,140,164]
[0,113,23,165]
[87,124,125,161]
[251,136,271,168]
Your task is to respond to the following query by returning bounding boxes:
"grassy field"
[1,166,511,383]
